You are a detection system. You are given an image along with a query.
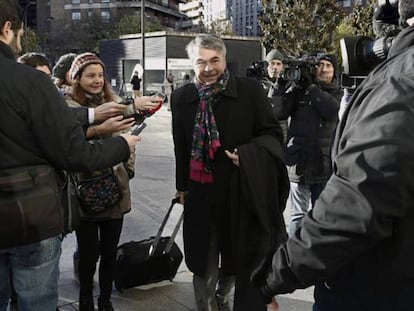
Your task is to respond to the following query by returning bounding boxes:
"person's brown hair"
[71,64,117,107]
[0,0,23,32]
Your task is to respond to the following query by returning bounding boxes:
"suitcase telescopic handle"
[149,197,183,256]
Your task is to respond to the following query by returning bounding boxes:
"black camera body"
[246,60,268,81]
[340,0,399,80]
[282,56,318,84]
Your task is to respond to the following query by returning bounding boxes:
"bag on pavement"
[114,198,184,291]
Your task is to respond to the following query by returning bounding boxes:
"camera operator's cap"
[52,53,77,80]
[317,53,338,76]
[265,49,284,62]
[69,52,105,81]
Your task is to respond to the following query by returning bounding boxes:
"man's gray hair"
[185,34,227,60]
[399,0,414,25]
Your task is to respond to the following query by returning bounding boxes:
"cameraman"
[261,49,288,142]
[280,53,341,237]
[252,1,414,310]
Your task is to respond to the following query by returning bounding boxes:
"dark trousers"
[76,218,123,303]
[313,282,346,311]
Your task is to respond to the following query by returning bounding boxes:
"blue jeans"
[0,236,61,311]
[289,182,325,237]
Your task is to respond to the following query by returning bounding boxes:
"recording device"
[131,122,147,136]
[118,96,144,124]
[246,60,268,80]
[282,56,318,84]
[118,96,135,107]
[340,0,399,79]
[118,93,163,125]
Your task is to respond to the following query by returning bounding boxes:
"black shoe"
[98,300,114,311]
[79,295,95,311]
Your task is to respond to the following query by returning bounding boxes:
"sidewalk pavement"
[55,105,314,311]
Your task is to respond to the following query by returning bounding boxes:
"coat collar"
[0,41,16,60]
[388,26,414,59]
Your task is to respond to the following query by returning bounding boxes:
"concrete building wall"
[99,31,264,94]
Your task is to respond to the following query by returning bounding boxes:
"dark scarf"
[85,92,104,107]
[189,70,229,183]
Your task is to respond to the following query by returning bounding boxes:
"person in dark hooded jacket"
[279,53,342,237]
[253,1,414,310]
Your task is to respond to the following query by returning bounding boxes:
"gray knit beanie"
[52,53,77,80]
[265,49,284,62]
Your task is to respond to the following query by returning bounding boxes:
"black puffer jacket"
[280,81,341,184]
[256,25,414,311]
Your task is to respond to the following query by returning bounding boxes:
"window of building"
[72,0,80,4]
[101,0,110,3]
[72,11,81,21]
[101,10,110,21]
[342,0,351,7]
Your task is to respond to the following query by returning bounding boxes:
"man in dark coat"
[260,49,288,142]
[0,1,141,309]
[253,1,414,310]
[171,34,288,311]
[280,53,341,237]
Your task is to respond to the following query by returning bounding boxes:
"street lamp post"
[141,0,145,95]
[24,1,35,52]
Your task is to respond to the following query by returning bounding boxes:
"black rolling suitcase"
[114,198,184,291]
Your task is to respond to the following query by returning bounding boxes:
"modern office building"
[48,0,186,30]
[179,0,265,36]
[177,0,204,32]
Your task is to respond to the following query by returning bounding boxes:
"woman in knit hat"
[66,52,136,311]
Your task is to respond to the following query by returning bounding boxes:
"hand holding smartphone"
[131,122,147,136]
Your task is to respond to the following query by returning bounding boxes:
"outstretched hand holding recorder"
[131,122,147,136]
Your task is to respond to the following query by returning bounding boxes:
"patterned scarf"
[190,70,229,183]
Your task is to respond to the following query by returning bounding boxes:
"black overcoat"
[171,74,286,279]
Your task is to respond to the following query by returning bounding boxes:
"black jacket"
[280,81,341,184]
[172,75,284,271]
[261,77,289,142]
[130,74,141,91]
[0,41,130,246]
[257,26,414,311]
[172,75,288,310]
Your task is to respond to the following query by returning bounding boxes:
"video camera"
[340,0,399,83]
[246,60,268,80]
[282,56,318,84]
